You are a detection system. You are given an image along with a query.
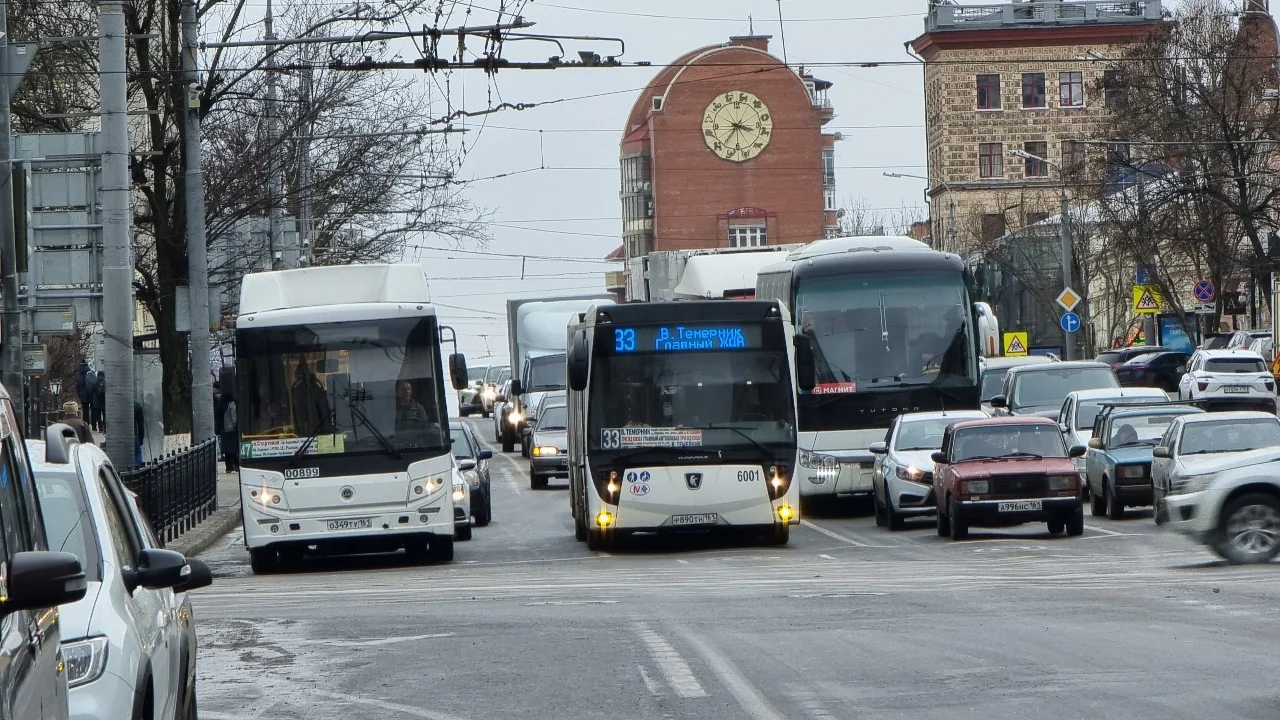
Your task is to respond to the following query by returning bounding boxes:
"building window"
[976,74,1001,110]
[1104,69,1126,106]
[1059,71,1084,107]
[729,225,767,248]
[979,142,1003,179]
[824,188,837,211]
[981,214,1006,242]
[1062,140,1086,173]
[1025,212,1050,226]
[821,148,836,186]
[1106,139,1131,169]
[1023,141,1049,177]
[1021,73,1046,108]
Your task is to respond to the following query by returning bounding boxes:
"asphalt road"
[192,419,1280,720]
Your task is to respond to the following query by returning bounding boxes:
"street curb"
[166,503,242,558]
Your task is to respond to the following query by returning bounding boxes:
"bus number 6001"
[737,469,759,482]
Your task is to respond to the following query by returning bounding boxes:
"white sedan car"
[869,410,987,530]
[1153,411,1280,563]
[29,426,213,720]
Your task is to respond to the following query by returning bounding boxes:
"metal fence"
[119,439,219,546]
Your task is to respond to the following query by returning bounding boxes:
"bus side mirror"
[794,335,816,392]
[511,379,524,396]
[568,335,589,392]
[449,354,468,391]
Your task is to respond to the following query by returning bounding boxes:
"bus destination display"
[611,324,762,353]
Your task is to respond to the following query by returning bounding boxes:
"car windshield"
[34,471,100,582]
[1107,413,1191,447]
[951,424,1068,461]
[539,406,568,430]
[468,367,488,384]
[895,418,958,451]
[1096,351,1125,366]
[1011,368,1119,410]
[794,273,977,391]
[980,368,1010,402]
[1204,358,1267,373]
[1180,419,1280,455]
[450,426,475,459]
[1077,397,1161,429]
[528,355,566,392]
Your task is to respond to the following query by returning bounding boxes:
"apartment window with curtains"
[979,143,1003,179]
[1023,141,1049,177]
[1059,71,1084,107]
[976,74,1001,110]
[1021,73,1046,108]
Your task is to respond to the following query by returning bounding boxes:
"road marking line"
[819,554,835,560]
[678,629,787,720]
[312,689,469,720]
[302,632,454,647]
[800,519,869,546]
[633,622,707,698]
[677,559,689,564]
[639,665,663,696]
[1084,524,1127,536]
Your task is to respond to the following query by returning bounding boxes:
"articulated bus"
[234,264,469,574]
[756,237,993,508]
[565,300,812,551]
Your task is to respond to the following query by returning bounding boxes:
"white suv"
[29,426,213,720]
[1178,349,1276,413]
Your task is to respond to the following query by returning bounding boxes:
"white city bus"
[565,300,812,551]
[234,264,468,573]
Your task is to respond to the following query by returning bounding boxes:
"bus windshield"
[794,274,977,392]
[588,330,795,452]
[237,316,449,461]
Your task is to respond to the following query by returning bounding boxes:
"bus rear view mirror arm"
[794,335,817,391]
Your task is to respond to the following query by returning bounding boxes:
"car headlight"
[1047,475,1076,491]
[483,389,497,401]
[452,485,466,503]
[508,410,523,425]
[461,468,482,488]
[1120,465,1146,479]
[532,445,560,457]
[62,636,108,688]
[1172,473,1214,496]
[964,480,989,495]
[895,464,927,482]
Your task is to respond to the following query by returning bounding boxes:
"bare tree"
[836,197,925,238]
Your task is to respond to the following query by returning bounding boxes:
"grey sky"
[422,1,931,368]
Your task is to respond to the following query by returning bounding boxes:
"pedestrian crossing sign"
[1132,285,1162,314]
[1003,331,1029,357]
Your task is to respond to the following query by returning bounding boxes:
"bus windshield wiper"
[348,403,402,460]
[290,410,336,466]
[694,424,774,458]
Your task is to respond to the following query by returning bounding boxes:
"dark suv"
[0,383,90,718]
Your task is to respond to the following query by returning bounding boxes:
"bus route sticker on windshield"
[601,427,704,449]
[243,434,346,459]
[812,382,857,395]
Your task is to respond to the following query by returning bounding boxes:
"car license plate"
[1223,386,1250,394]
[670,513,718,526]
[327,517,373,531]
[997,500,1042,512]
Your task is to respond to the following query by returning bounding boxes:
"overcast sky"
[400,0,932,369]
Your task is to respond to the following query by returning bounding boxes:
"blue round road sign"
[1194,280,1215,303]
[1060,312,1081,333]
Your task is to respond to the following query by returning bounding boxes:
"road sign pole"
[1059,188,1075,360]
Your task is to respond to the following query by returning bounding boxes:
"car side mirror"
[1152,446,1172,458]
[989,395,1007,408]
[125,548,189,592]
[869,441,888,455]
[1088,438,1103,450]
[793,335,817,392]
[449,354,469,391]
[1069,445,1087,458]
[173,558,213,593]
[930,450,948,464]
[458,458,477,471]
[477,449,493,460]
[4,551,86,613]
[511,379,524,397]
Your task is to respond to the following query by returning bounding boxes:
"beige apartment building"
[910,0,1165,254]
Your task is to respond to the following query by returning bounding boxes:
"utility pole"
[99,0,137,464]
[182,0,214,442]
[1137,179,1156,349]
[1058,185,1077,361]
[298,57,312,266]
[0,0,23,431]
[265,0,287,269]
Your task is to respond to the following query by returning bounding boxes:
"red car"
[931,416,1086,540]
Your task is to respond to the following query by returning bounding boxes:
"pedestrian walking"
[58,401,94,445]
[134,402,145,466]
[213,381,224,459]
[221,395,239,472]
[91,371,106,433]
[74,359,92,409]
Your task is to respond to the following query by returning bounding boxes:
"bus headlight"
[410,476,448,500]
[799,451,839,484]
[249,487,284,509]
[765,464,792,501]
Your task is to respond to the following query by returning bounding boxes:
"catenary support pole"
[182,0,214,442]
[0,0,24,430]
[99,0,137,464]
[1060,187,1076,361]
[265,0,289,269]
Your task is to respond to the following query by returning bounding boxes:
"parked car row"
[0,374,214,720]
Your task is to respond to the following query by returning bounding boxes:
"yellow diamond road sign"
[1055,287,1081,312]
[1003,331,1029,357]
[1133,284,1162,314]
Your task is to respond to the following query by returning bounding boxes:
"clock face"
[702,91,773,162]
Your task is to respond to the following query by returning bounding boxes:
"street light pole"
[1011,149,1077,360]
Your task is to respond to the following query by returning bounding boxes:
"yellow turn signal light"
[776,504,795,522]
[596,511,614,528]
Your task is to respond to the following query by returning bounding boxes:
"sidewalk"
[166,470,242,558]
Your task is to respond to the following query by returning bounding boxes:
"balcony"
[926,1,1162,32]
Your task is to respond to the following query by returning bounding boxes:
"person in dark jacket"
[134,402,145,466]
[58,401,95,445]
[220,394,239,472]
[91,371,106,433]
[74,360,92,410]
